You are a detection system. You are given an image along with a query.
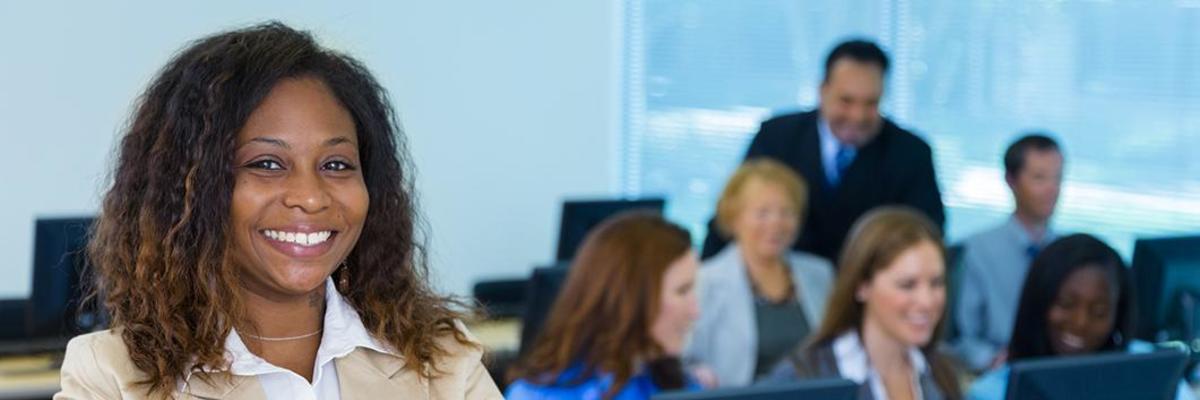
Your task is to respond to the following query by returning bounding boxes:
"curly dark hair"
[87,21,472,395]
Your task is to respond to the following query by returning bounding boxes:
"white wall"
[0,1,618,298]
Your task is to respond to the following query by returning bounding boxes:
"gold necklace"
[241,328,323,342]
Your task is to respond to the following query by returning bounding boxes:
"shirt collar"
[831,330,928,384]
[1005,215,1056,248]
[219,278,394,376]
[818,117,842,157]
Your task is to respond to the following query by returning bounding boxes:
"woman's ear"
[856,281,871,303]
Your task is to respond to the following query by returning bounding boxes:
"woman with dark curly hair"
[55,22,501,399]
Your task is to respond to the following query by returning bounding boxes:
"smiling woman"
[765,206,961,400]
[54,22,502,399]
[965,234,1195,400]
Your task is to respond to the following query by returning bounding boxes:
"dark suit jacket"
[702,110,945,263]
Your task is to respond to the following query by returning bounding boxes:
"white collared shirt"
[817,117,857,185]
[832,330,928,400]
[184,278,394,400]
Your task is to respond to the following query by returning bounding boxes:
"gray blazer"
[684,243,834,387]
[765,342,951,400]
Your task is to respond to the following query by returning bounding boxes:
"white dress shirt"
[832,331,928,400]
[817,117,857,185]
[182,278,393,400]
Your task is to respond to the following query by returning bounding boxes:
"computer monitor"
[0,299,27,340]
[27,217,100,342]
[518,262,570,355]
[652,379,857,400]
[555,198,665,262]
[1006,350,1187,400]
[1131,235,1200,342]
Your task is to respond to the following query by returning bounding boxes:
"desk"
[468,318,521,353]
[0,355,58,400]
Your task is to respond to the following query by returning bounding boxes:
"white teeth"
[1062,333,1085,348]
[262,230,333,247]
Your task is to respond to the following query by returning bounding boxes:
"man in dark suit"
[702,40,945,264]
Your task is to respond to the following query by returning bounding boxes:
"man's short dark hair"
[1004,133,1061,177]
[823,39,889,83]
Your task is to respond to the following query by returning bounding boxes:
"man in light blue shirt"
[954,134,1064,372]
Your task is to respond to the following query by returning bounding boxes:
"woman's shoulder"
[58,328,152,399]
[786,251,834,277]
[505,368,662,400]
[63,329,135,370]
[505,364,607,399]
[426,320,488,369]
[785,251,835,298]
[505,376,606,400]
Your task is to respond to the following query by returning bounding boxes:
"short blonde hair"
[715,158,809,237]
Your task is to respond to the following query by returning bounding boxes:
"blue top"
[954,216,1057,371]
[506,364,700,400]
[967,341,1195,400]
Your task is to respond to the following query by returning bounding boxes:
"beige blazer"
[54,329,503,399]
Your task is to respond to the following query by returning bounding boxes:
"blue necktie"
[1026,244,1040,260]
[831,146,854,186]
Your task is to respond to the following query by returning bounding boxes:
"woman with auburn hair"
[506,211,701,399]
[767,207,961,400]
[55,23,501,399]
[685,159,834,387]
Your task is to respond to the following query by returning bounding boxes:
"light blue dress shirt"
[954,216,1057,371]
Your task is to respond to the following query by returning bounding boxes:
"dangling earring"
[337,261,350,293]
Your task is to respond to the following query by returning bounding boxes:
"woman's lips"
[259,229,338,259]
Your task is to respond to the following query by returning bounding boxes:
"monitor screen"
[1131,236,1200,342]
[556,198,665,262]
[652,379,857,400]
[27,217,100,341]
[1006,350,1187,400]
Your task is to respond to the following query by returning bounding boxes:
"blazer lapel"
[336,347,428,398]
[797,113,828,196]
[181,371,265,400]
[721,244,758,384]
[833,129,886,201]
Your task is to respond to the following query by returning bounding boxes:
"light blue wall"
[0,1,619,298]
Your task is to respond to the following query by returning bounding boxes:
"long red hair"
[508,211,691,397]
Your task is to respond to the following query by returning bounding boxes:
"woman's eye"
[247,159,284,170]
[324,160,357,171]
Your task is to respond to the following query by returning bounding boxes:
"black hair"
[1007,234,1135,362]
[1004,133,1061,178]
[822,39,889,83]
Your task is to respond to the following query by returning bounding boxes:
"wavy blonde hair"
[714,158,809,237]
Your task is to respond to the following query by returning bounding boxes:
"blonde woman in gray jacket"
[685,159,834,388]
